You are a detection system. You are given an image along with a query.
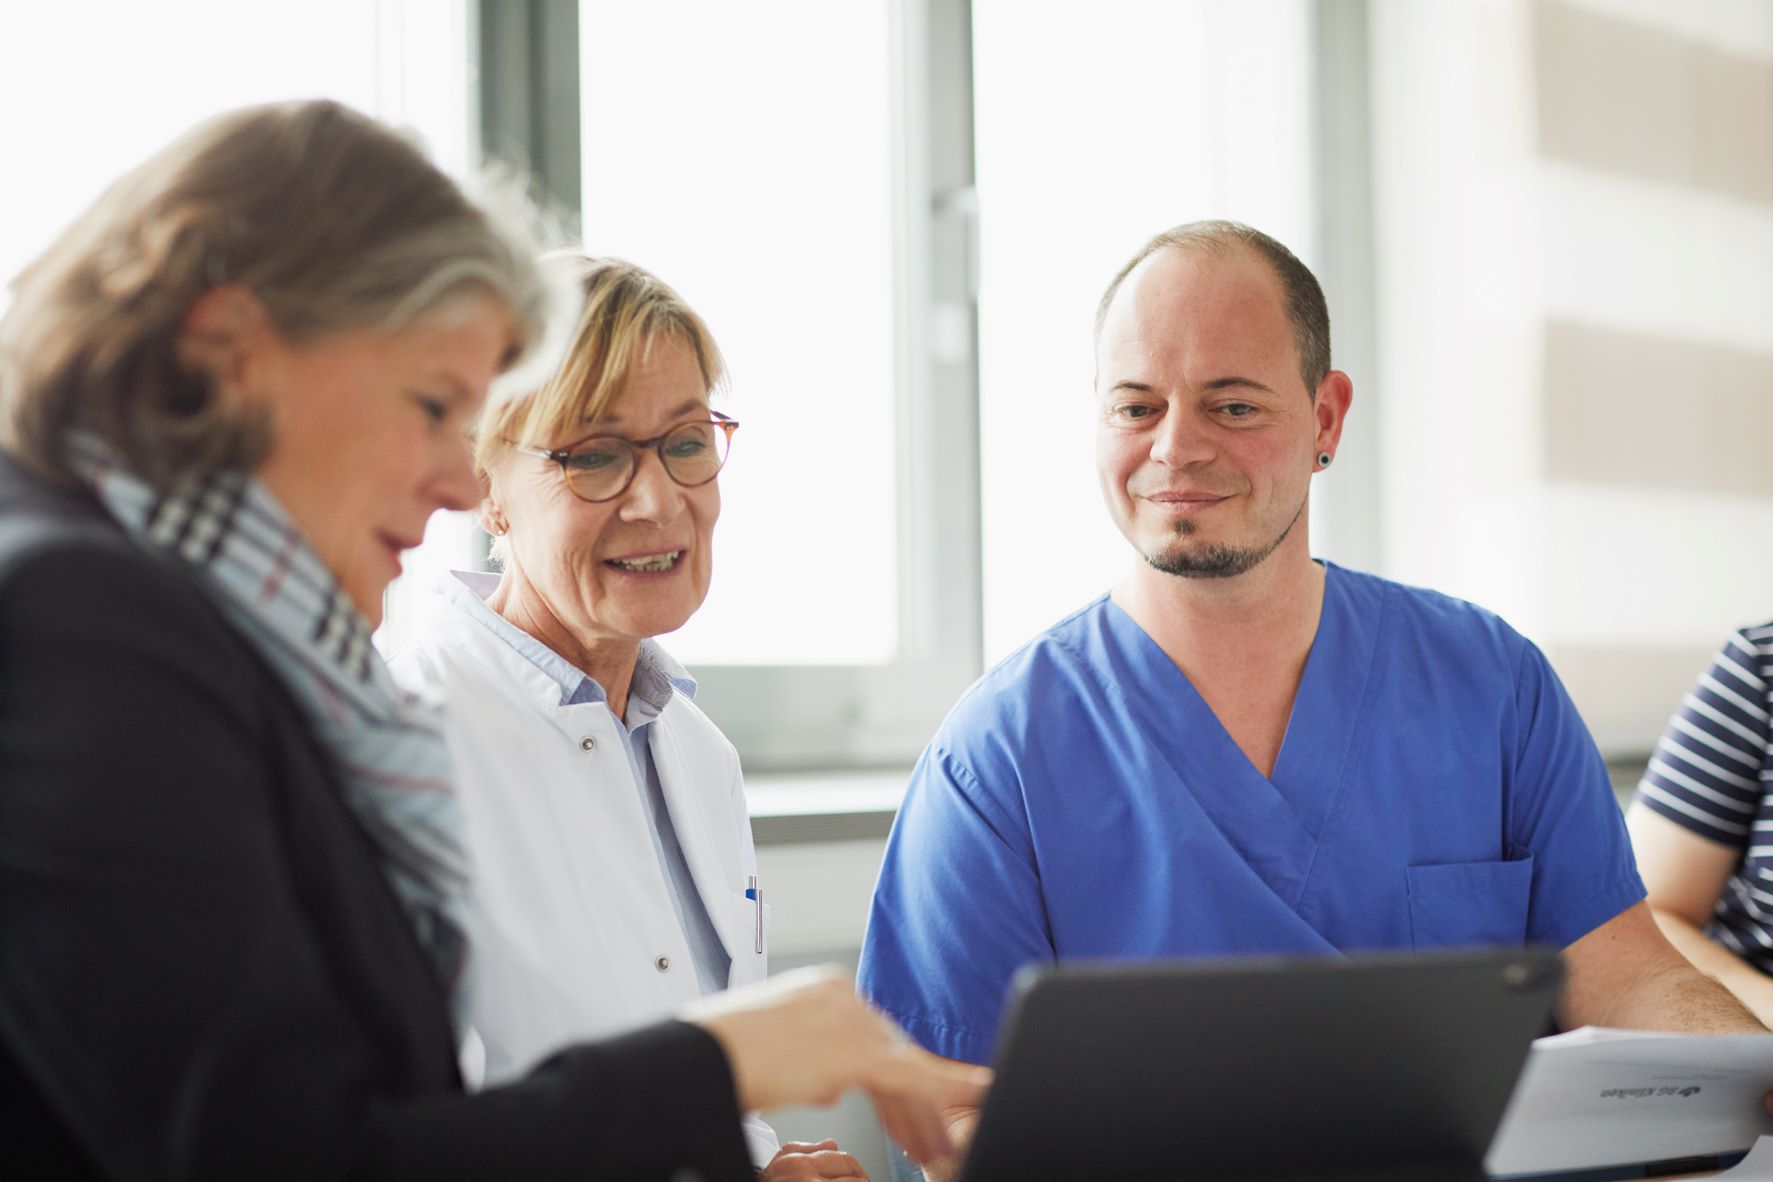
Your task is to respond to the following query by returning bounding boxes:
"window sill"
[745,769,909,845]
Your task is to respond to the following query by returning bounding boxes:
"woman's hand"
[760,1138,869,1180]
[681,966,991,1166]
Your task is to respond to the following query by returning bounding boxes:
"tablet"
[959,947,1563,1182]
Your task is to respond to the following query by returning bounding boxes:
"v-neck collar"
[1095,561,1383,907]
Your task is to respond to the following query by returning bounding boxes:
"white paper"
[1487,1027,1773,1176]
[1716,1135,1773,1178]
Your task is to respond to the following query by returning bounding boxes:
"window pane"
[0,2,472,655]
[578,0,897,665]
[0,1,470,306]
[973,0,1317,661]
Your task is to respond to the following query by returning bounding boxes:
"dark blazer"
[0,450,755,1181]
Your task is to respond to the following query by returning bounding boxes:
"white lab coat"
[390,580,777,1165]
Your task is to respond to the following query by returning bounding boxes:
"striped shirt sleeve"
[1633,624,1773,846]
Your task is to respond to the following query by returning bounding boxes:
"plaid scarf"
[66,432,471,1035]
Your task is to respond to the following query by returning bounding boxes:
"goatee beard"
[1143,499,1304,580]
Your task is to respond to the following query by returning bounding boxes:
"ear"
[475,468,507,537]
[1311,369,1354,459]
[476,499,508,537]
[174,285,276,397]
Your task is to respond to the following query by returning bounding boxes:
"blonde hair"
[477,255,724,470]
[0,99,555,488]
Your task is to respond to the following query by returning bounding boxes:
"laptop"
[958,947,1564,1182]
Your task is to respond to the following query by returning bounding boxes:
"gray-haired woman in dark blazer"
[0,99,984,1182]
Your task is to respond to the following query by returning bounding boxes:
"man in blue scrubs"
[857,221,1766,1171]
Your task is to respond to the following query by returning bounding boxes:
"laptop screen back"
[959,947,1563,1182]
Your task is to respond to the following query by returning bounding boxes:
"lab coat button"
[654,955,671,972]
[578,736,596,752]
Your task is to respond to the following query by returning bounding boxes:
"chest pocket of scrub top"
[1406,852,1534,949]
[727,893,770,987]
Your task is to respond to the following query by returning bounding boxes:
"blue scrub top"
[857,563,1644,1066]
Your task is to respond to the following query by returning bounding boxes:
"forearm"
[1560,902,1767,1035]
[356,1021,754,1181]
[1566,949,1766,1035]
[1649,909,1773,1030]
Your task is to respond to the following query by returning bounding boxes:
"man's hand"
[681,967,991,1167]
[760,1138,869,1181]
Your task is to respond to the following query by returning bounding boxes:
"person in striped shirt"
[1629,621,1773,1025]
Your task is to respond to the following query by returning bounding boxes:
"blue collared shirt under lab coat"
[440,572,731,998]
[857,562,1645,1066]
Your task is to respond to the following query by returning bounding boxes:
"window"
[0,1,476,655]
[0,1,471,312]
[577,1,900,666]
[469,0,1332,769]
[3,0,1347,774]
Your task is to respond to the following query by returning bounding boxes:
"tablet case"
[959,947,1564,1182]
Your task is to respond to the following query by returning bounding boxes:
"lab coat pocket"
[728,893,770,985]
[1406,854,1534,949]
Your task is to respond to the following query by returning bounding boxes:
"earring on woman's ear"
[1316,451,1332,470]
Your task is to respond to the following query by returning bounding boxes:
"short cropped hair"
[478,255,724,470]
[1094,220,1332,393]
[0,99,553,488]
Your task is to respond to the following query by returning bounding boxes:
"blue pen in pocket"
[745,874,764,954]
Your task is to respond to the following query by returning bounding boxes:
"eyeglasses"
[513,411,739,503]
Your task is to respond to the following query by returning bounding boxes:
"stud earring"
[1316,451,1332,470]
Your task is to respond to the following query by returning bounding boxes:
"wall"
[1367,0,1773,755]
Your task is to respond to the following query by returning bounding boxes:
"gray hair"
[0,99,557,488]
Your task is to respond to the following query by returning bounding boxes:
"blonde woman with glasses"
[393,256,878,1179]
